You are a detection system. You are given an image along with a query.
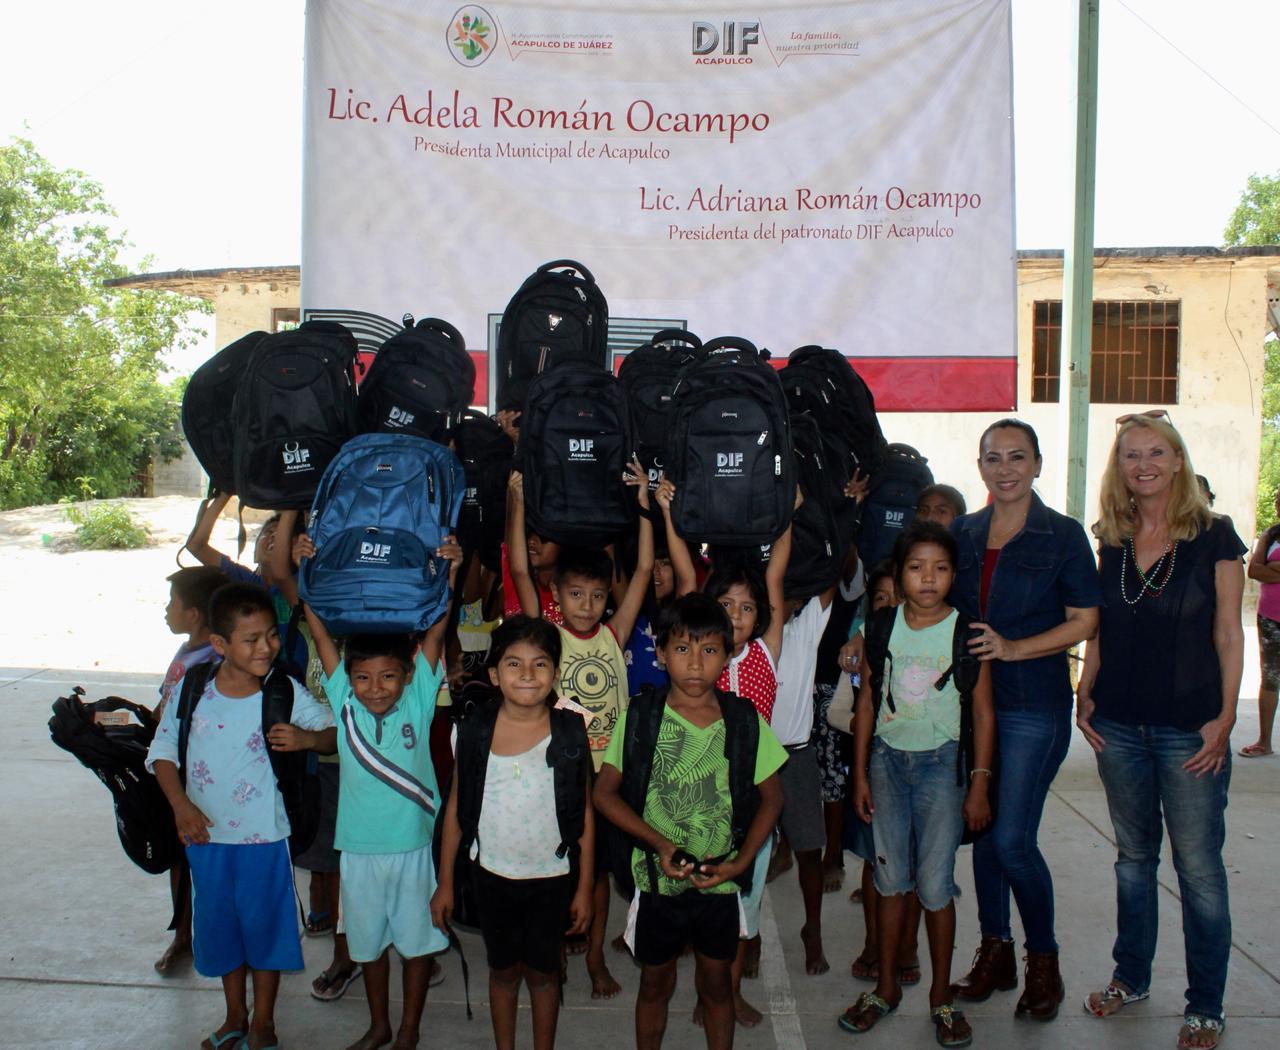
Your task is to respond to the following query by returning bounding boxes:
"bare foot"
[200,1020,248,1050]
[801,925,829,975]
[693,998,705,1027]
[848,886,864,903]
[588,962,622,999]
[391,1027,420,1050]
[742,935,761,980]
[734,992,763,1027]
[766,846,793,884]
[155,936,192,976]
[564,932,589,956]
[343,1026,393,1050]
[822,861,845,893]
[611,933,632,956]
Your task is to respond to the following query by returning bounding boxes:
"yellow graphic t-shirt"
[556,623,630,770]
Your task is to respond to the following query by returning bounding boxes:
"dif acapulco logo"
[447,6,498,66]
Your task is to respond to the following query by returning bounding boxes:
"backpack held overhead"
[48,689,180,875]
[176,661,322,859]
[453,410,514,574]
[784,413,849,601]
[181,330,269,496]
[665,336,795,547]
[300,433,465,636]
[232,320,360,510]
[357,315,476,443]
[617,328,704,489]
[495,259,609,411]
[517,363,636,548]
[857,443,933,571]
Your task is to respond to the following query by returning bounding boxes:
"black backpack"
[453,410,514,573]
[496,259,609,411]
[617,328,704,488]
[863,606,993,843]
[610,685,761,899]
[176,661,321,859]
[434,699,592,928]
[665,337,794,547]
[857,443,934,570]
[48,689,180,875]
[357,315,475,442]
[784,414,849,601]
[231,320,360,510]
[181,331,269,496]
[781,346,887,489]
[518,363,635,547]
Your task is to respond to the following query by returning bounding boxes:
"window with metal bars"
[1031,300,1180,404]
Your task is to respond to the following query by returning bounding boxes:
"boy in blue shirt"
[147,583,337,1050]
[296,523,463,1050]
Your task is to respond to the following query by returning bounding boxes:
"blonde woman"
[1076,411,1244,1050]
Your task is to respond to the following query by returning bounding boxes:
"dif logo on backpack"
[715,451,745,477]
[387,405,416,429]
[282,442,313,474]
[569,437,596,462]
[356,540,392,565]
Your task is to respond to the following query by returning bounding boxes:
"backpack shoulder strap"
[455,699,501,849]
[261,667,297,787]
[620,685,668,893]
[175,660,216,788]
[864,606,898,720]
[547,706,591,860]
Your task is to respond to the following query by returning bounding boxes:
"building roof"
[103,266,299,300]
[1018,245,1280,261]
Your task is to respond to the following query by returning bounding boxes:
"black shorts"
[594,808,616,878]
[474,866,573,975]
[632,890,739,967]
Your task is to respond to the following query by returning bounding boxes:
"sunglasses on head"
[1115,408,1172,429]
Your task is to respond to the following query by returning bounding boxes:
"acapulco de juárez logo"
[448,6,497,67]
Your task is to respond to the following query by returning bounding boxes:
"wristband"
[969,768,992,779]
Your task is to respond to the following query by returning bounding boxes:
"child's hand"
[267,723,311,752]
[657,841,693,881]
[624,457,650,509]
[293,532,316,565]
[437,534,464,585]
[853,778,874,824]
[844,469,870,503]
[507,470,524,502]
[794,484,805,511]
[429,885,454,933]
[566,886,594,935]
[174,799,213,846]
[963,782,992,832]
[689,853,746,891]
[654,478,676,512]
[496,409,521,442]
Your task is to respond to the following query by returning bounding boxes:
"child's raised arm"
[184,492,232,568]
[607,458,656,643]
[422,534,465,666]
[300,591,341,680]
[504,471,541,617]
[762,521,792,663]
[655,478,698,597]
[270,510,302,607]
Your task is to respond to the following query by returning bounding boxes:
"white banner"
[302,0,1016,410]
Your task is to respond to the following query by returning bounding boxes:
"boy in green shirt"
[595,593,785,1050]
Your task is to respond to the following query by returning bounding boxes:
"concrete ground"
[5,662,1278,1050]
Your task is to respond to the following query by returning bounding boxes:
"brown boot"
[1015,950,1065,1021]
[951,936,1016,1002]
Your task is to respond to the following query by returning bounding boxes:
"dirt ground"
[0,496,255,674]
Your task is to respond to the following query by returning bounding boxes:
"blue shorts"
[339,845,449,963]
[187,840,303,977]
[868,738,965,911]
[736,835,773,939]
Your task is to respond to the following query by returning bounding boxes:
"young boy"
[153,564,228,977]
[297,522,464,1050]
[595,594,786,1050]
[507,462,654,999]
[146,583,337,1050]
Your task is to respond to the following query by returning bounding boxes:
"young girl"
[841,521,995,1048]
[432,617,595,1050]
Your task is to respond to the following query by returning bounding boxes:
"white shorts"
[339,845,449,963]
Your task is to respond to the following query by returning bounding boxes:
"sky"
[2,0,1277,366]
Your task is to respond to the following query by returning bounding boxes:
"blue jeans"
[972,707,1069,952]
[1093,717,1231,1022]
[868,739,965,911]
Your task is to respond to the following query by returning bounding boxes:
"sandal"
[303,910,333,937]
[1178,1015,1225,1050]
[1083,981,1149,1017]
[931,1003,973,1048]
[899,963,922,986]
[838,992,898,1034]
[850,955,878,982]
[203,1032,244,1050]
[310,964,363,1002]
[1238,743,1272,758]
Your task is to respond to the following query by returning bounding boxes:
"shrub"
[63,502,150,550]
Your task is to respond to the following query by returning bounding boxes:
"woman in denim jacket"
[1076,414,1243,1050]
[948,419,1102,1021]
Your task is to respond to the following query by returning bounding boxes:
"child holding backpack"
[594,593,786,1050]
[431,616,595,1050]
[146,583,337,1050]
[293,519,463,1050]
[840,522,995,1048]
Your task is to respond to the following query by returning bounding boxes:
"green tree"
[1223,171,1280,534]
[0,138,208,508]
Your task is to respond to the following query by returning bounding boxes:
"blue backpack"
[299,433,464,634]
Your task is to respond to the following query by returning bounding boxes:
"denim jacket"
[949,493,1102,711]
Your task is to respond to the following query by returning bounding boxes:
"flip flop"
[1238,743,1273,758]
[930,1003,973,1048]
[1178,1014,1225,1050]
[838,992,898,1034]
[303,910,333,937]
[204,1032,244,1050]
[899,963,922,986]
[1083,982,1149,1017]
[310,964,363,1002]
